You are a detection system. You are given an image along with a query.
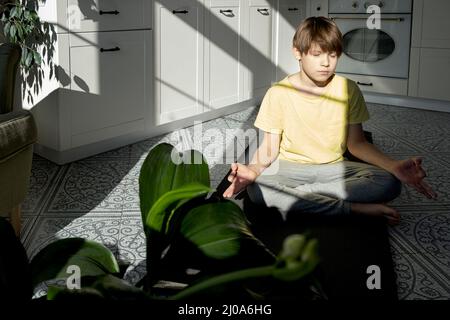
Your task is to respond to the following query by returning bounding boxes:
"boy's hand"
[223,163,259,198]
[391,157,437,199]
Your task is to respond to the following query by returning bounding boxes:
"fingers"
[411,180,438,199]
[419,180,438,199]
[412,182,430,199]
[227,162,238,182]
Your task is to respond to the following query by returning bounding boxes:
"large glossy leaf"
[145,182,211,234]
[30,238,120,288]
[139,143,210,225]
[179,201,272,260]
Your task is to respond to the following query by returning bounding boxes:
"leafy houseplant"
[0,0,45,68]
[0,143,323,300]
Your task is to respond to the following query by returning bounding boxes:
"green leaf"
[139,143,210,227]
[9,23,16,38]
[179,201,266,260]
[33,50,42,65]
[25,50,33,68]
[30,238,120,289]
[4,21,11,36]
[16,24,23,40]
[145,182,211,234]
[24,10,31,20]
[9,6,18,18]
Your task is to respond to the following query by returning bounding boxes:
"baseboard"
[363,92,450,113]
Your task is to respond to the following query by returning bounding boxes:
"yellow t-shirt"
[254,74,369,164]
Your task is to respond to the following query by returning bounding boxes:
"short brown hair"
[293,16,343,56]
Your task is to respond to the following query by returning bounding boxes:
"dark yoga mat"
[241,193,398,300]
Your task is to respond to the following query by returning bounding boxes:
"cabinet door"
[418,0,450,49]
[204,0,243,110]
[245,0,274,99]
[274,0,306,80]
[416,48,450,101]
[67,31,150,147]
[155,0,204,124]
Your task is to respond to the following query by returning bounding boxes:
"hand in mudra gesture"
[223,163,259,198]
[391,157,437,199]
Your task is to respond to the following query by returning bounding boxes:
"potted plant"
[1,0,45,68]
[0,143,324,301]
[1,0,57,108]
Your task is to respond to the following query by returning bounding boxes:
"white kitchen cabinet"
[412,0,450,49]
[409,48,450,101]
[244,0,275,99]
[204,0,243,110]
[67,31,151,147]
[154,0,204,124]
[273,0,306,80]
[26,0,153,164]
[409,0,450,101]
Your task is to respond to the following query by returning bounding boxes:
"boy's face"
[293,43,339,84]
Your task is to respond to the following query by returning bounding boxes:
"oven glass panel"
[343,29,395,62]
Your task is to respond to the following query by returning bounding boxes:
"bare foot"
[351,203,400,225]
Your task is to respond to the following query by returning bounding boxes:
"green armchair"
[0,43,37,236]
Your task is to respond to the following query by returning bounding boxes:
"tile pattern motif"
[22,103,450,299]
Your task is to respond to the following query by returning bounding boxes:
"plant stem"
[170,265,274,300]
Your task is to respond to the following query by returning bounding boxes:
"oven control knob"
[378,1,384,8]
[352,2,359,9]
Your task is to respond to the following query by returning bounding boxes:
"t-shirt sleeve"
[254,87,284,134]
[348,81,370,124]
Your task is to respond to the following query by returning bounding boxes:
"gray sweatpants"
[246,158,402,219]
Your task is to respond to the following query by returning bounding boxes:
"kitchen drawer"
[68,0,152,32]
[337,73,408,96]
[67,30,151,144]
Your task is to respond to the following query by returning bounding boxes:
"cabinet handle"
[219,9,235,17]
[288,7,299,11]
[100,47,120,53]
[99,10,119,15]
[172,9,189,14]
[357,81,373,86]
[257,8,269,15]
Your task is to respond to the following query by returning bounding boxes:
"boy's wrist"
[247,163,265,176]
[385,159,400,174]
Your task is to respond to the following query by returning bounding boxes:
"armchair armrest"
[0,110,37,162]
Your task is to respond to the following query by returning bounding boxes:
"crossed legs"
[246,159,402,224]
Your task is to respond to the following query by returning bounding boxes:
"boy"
[223,17,437,224]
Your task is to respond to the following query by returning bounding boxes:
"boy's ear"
[292,47,302,61]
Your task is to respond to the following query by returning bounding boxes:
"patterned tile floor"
[21,103,450,299]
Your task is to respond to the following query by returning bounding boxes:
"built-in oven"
[329,0,412,79]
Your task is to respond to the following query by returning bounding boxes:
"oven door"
[330,14,411,78]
